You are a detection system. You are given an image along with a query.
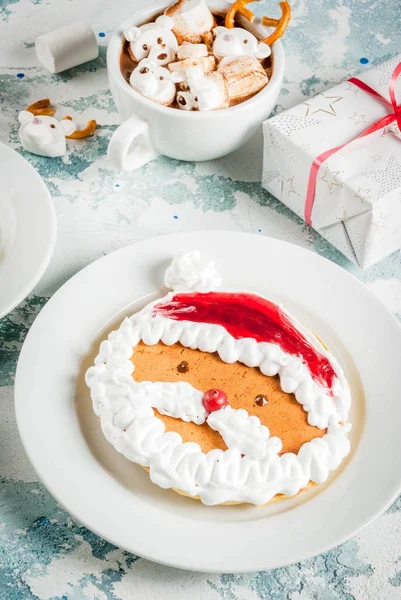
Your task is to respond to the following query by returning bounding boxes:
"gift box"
[262,55,401,268]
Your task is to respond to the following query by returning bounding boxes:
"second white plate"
[0,143,56,318]
[15,231,401,572]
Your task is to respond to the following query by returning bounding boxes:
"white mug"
[107,0,285,170]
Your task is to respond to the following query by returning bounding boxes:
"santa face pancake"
[86,251,351,506]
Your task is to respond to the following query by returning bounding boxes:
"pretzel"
[65,118,97,139]
[224,0,291,47]
[261,1,291,46]
[26,98,56,117]
[225,0,256,28]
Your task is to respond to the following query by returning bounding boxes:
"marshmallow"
[213,26,271,61]
[175,91,198,111]
[177,42,208,60]
[176,67,229,111]
[18,110,76,157]
[166,0,215,43]
[148,45,176,66]
[129,59,180,105]
[124,15,178,64]
[218,56,268,105]
[35,22,98,74]
[168,55,216,81]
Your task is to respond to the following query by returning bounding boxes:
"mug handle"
[107,115,159,171]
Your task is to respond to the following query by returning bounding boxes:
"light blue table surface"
[1,0,401,598]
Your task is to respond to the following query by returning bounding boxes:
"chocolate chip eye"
[255,394,268,407]
[177,361,189,373]
[159,76,164,80]
[158,53,168,60]
[178,96,186,106]
[243,39,249,44]
[157,37,163,44]
[50,124,55,128]
[140,67,149,74]
[194,96,198,102]
[143,43,148,50]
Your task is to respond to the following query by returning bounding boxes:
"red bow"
[304,62,401,226]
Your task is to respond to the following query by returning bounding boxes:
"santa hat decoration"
[154,290,337,392]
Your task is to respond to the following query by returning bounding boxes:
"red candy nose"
[203,389,228,413]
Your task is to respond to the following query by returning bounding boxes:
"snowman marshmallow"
[213,26,271,61]
[124,15,178,66]
[176,66,229,111]
[129,59,182,105]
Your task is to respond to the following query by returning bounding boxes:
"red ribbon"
[304,62,401,226]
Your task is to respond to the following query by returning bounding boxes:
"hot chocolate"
[119,0,288,111]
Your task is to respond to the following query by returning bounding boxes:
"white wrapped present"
[262,55,401,268]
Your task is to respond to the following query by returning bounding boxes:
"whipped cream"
[164,250,222,292]
[207,406,283,461]
[213,26,271,61]
[18,110,76,158]
[86,252,352,506]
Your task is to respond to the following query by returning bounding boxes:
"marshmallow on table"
[213,26,271,61]
[124,15,178,66]
[218,56,268,105]
[35,22,98,74]
[176,66,229,111]
[165,0,215,43]
[18,111,76,157]
[129,59,180,106]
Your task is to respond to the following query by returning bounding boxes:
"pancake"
[86,250,351,507]
[132,341,326,455]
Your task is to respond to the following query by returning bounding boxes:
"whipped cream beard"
[120,4,272,110]
[86,251,352,506]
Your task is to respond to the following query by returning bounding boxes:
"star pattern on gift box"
[279,175,297,198]
[361,155,401,200]
[263,170,281,185]
[372,213,391,242]
[354,187,372,203]
[371,154,382,162]
[271,114,323,136]
[303,95,343,118]
[372,212,391,233]
[269,128,299,163]
[381,122,400,137]
[349,112,367,125]
[374,56,401,87]
[319,166,342,191]
[345,82,360,94]
[336,208,349,221]
[363,234,385,255]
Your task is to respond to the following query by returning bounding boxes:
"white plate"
[15,231,401,573]
[0,143,56,318]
